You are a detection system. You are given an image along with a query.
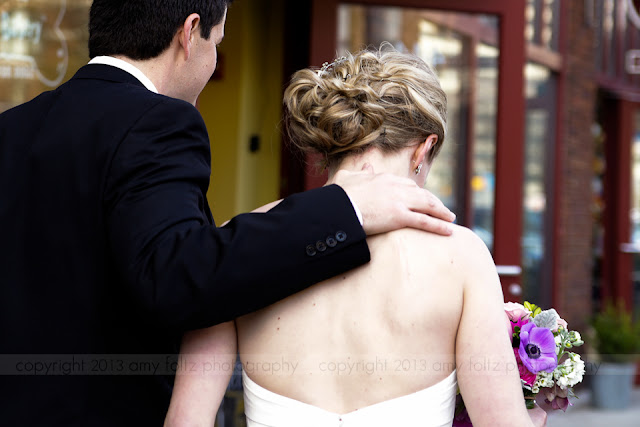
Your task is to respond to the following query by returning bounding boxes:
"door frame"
[601,95,636,310]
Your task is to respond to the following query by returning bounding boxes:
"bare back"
[168,218,534,426]
[236,226,469,413]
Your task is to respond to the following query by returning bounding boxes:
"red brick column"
[554,0,597,332]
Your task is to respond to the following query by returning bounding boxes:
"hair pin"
[316,56,348,77]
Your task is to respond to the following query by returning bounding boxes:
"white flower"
[532,370,555,393]
[554,353,585,389]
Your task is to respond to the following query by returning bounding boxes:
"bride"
[165,45,543,427]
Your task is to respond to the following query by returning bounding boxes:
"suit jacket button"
[326,236,337,247]
[316,240,327,252]
[335,231,347,242]
[306,245,317,256]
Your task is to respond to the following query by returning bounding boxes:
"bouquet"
[453,301,585,425]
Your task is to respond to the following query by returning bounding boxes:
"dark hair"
[89,0,233,60]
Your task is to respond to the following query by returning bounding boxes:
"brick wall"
[555,0,598,332]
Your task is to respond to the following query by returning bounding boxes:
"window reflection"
[0,0,91,113]
[525,0,560,51]
[522,62,557,306]
[415,16,466,216]
[472,42,499,252]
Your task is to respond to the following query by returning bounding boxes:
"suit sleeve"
[104,99,370,332]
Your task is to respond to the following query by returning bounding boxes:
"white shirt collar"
[88,56,159,93]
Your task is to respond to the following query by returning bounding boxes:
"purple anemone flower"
[518,322,557,373]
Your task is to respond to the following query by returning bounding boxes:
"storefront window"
[0,0,91,113]
[338,6,465,216]
[525,0,561,51]
[414,14,467,219]
[522,62,557,306]
[472,41,498,252]
[337,5,499,250]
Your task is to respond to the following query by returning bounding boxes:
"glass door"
[311,0,527,301]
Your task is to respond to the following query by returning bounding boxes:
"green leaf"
[524,301,542,317]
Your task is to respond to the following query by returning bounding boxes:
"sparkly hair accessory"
[317,56,348,77]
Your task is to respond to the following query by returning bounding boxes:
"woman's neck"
[327,147,417,182]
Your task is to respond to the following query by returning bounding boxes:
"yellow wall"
[198,0,285,224]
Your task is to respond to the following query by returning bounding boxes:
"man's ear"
[178,13,201,60]
[412,134,438,170]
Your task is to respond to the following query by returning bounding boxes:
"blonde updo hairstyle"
[283,44,447,169]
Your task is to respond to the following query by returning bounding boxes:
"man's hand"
[331,166,455,236]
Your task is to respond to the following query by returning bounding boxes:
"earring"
[415,163,423,175]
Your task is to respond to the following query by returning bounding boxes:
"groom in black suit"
[0,1,454,425]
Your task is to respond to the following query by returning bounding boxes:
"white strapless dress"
[242,369,457,427]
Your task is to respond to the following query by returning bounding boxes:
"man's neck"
[112,55,167,94]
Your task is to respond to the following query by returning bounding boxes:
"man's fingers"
[408,186,456,222]
[400,211,454,236]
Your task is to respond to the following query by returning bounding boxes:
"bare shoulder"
[450,225,493,258]
[388,223,489,254]
[373,224,491,278]
[398,224,496,287]
[444,225,494,275]
[451,225,502,295]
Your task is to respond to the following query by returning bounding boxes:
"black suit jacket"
[0,64,369,426]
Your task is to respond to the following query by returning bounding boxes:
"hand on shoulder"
[330,166,456,236]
